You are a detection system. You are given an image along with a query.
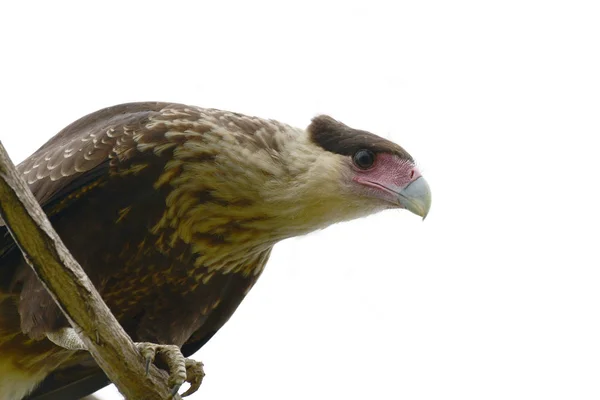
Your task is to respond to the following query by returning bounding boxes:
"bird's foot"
[135,342,205,398]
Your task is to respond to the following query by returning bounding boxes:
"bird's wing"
[13,102,169,210]
[0,102,170,260]
[0,102,170,398]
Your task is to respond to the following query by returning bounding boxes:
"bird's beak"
[397,177,431,219]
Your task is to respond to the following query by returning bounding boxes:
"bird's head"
[305,115,431,220]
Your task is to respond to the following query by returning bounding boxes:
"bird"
[0,102,431,400]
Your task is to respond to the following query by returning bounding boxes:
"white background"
[1,1,599,399]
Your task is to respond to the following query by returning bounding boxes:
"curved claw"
[181,359,205,397]
[136,343,158,376]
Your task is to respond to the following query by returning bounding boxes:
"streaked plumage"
[0,102,430,399]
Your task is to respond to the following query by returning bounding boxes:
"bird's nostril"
[410,170,415,179]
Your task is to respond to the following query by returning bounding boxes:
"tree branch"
[0,141,172,399]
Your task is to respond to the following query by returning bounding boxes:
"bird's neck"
[148,122,375,276]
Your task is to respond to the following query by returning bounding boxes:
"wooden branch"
[0,142,172,399]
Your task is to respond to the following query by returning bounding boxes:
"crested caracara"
[0,102,431,400]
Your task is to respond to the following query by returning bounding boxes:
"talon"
[136,343,157,376]
[145,357,152,375]
[181,359,205,397]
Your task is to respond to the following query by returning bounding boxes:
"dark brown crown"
[308,115,413,161]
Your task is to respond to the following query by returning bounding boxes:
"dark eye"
[353,149,375,169]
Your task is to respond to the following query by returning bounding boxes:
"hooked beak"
[397,177,431,219]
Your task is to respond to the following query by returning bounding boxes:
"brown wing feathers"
[18,103,167,209]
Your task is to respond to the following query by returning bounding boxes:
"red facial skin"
[352,153,421,206]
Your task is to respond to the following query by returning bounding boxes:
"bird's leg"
[45,328,204,397]
[135,342,205,398]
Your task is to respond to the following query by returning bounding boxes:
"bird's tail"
[0,296,72,400]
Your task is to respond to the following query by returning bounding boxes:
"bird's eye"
[353,149,375,169]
